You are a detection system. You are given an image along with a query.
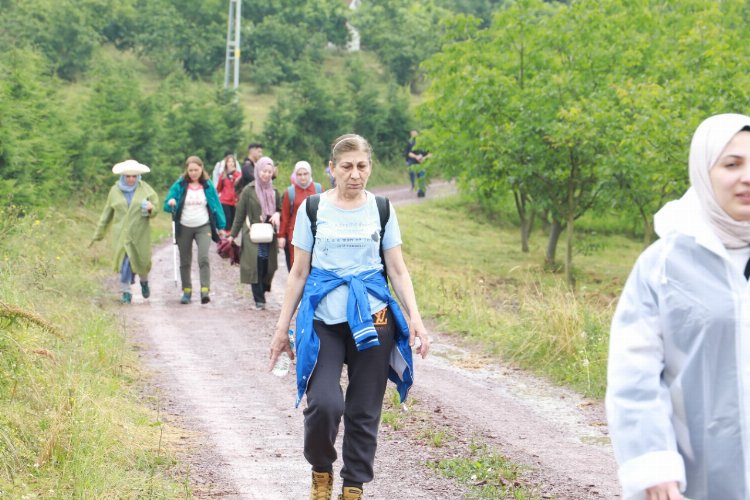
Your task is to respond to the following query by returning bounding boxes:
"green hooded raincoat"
[92,181,159,274]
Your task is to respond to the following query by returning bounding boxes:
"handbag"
[247,216,274,243]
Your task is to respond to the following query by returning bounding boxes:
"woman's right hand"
[646,482,683,500]
[167,199,176,208]
[268,326,294,371]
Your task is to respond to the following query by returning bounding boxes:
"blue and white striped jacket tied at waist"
[294,267,414,407]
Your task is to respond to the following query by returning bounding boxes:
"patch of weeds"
[380,410,404,430]
[429,441,535,499]
[380,387,410,431]
[417,428,452,448]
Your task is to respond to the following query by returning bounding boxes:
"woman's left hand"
[410,318,430,359]
[144,201,154,212]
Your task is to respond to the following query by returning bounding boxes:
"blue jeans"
[408,167,416,189]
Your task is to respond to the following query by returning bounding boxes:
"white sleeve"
[605,249,686,499]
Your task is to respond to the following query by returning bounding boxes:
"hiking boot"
[180,288,192,304]
[121,292,132,304]
[140,281,150,299]
[309,471,333,500]
[200,287,210,304]
[339,486,363,500]
[255,301,265,310]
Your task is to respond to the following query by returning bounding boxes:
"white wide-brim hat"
[112,159,150,175]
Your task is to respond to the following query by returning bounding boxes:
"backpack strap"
[306,193,322,243]
[291,183,323,207]
[375,195,390,281]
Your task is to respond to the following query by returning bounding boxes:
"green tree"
[0,0,102,80]
[377,83,415,161]
[71,58,149,194]
[0,48,70,206]
[263,61,353,164]
[352,0,448,87]
[420,0,750,286]
[242,0,348,87]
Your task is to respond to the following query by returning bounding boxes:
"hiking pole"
[171,208,178,288]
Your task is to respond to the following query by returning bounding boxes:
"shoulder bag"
[247,216,274,243]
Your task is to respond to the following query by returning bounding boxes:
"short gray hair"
[330,134,372,165]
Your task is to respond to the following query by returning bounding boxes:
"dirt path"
[126,181,620,499]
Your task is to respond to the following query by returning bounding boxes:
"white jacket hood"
[653,188,726,257]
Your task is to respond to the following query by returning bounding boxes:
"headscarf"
[118,175,139,205]
[254,156,277,218]
[118,175,140,193]
[689,113,750,248]
[293,160,313,189]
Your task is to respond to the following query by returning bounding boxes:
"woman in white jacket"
[607,113,750,500]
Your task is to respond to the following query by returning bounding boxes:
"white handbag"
[247,217,274,243]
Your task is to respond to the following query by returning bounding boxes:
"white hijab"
[293,160,313,189]
[690,113,750,248]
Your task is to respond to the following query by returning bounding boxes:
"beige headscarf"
[689,113,750,248]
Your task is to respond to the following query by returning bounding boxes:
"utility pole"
[224,0,241,89]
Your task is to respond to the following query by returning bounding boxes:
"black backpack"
[305,193,391,279]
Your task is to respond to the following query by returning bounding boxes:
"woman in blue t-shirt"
[270,134,430,500]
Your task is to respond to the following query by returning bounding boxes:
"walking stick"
[171,209,178,288]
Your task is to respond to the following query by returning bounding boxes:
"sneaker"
[417,190,426,198]
[140,281,150,299]
[121,292,132,304]
[255,301,266,310]
[339,486,363,500]
[180,288,192,304]
[200,287,210,304]
[309,471,333,500]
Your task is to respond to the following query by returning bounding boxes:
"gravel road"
[124,182,620,499]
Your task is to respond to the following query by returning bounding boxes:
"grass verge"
[397,195,643,399]
[0,205,185,497]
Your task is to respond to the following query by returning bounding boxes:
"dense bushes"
[264,56,414,166]
[0,45,243,206]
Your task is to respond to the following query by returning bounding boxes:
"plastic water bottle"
[272,329,295,377]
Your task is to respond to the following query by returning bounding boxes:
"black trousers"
[251,255,269,304]
[303,308,396,484]
[221,204,236,229]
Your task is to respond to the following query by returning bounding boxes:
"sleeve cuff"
[618,450,685,499]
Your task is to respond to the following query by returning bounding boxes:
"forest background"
[2,0,750,496]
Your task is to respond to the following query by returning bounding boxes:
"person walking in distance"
[164,156,226,304]
[607,114,750,500]
[238,142,263,193]
[269,134,430,500]
[212,149,235,187]
[278,160,322,272]
[404,129,419,191]
[216,153,242,228]
[90,160,158,304]
[227,156,281,310]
